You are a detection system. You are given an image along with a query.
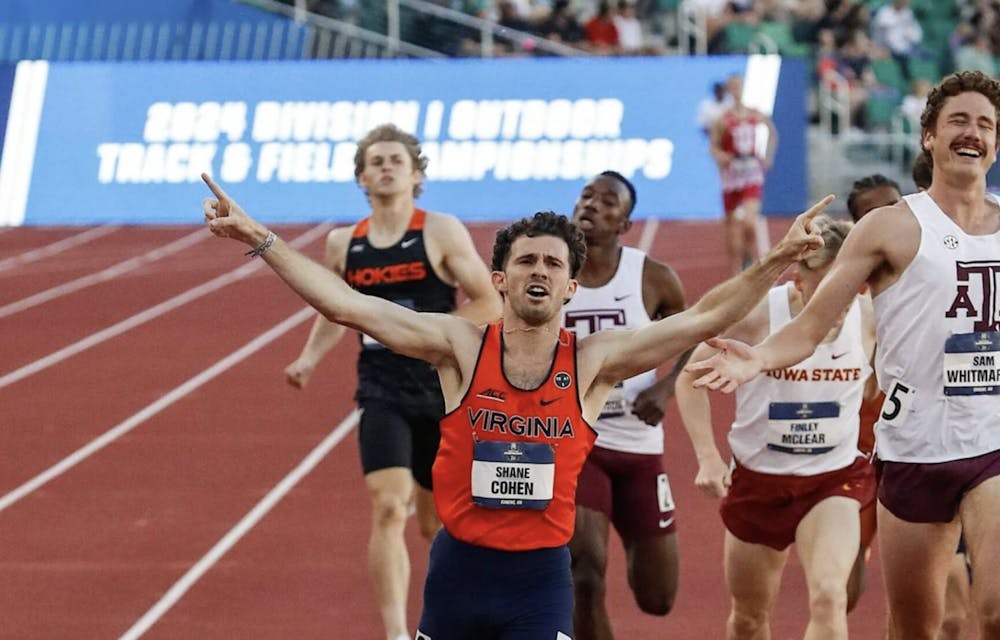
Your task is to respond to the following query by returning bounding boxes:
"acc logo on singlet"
[946,261,1000,331]
[346,261,426,286]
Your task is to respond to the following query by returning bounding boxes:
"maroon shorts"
[575,446,676,539]
[722,184,762,214]
[721,456,876,551]
[877,448,1000,523]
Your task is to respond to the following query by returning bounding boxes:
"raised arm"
[202,174,468,369]
[708,115,731,169]
[631,257,689,425]
[675,340,732,498]
[675,296,769,497]
[284,227,350,389]
[687,203,896,392]
[580,194,832,391]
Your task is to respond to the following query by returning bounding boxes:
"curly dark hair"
[354,124,429,198]
[491,211,587,278]
[846,174,901,221]
[918,70,1000,173]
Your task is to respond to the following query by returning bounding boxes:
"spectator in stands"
[815,27,841,83]
[680,0,749,54]
[538,0,587,46]
[835,29,880,130]
[954,33,997,76]
[963,0,1000,56]
[612,0,645,55]
[815,0,869,48]
[870,0,924,81]
[584,1,621,53]
[498,0,534,32]
[496,0,539,54]
[900,78,932,132]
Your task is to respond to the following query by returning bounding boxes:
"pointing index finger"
[801,194,835,222]
[201,172,228,201]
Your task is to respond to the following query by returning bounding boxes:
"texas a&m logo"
[945,261,1000,331]
[565,309,626,338]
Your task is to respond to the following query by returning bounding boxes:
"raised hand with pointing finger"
[201,172,270,249]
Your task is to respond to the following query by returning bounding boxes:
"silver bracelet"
[245,230,276,258]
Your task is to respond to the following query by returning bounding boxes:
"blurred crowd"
[292,0,1000,132]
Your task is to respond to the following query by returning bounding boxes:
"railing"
[817,70,851,137]
[676,5,707,55]
[239,0,447,59]
[0,19,315,62]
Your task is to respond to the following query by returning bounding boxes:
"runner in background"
[709,73,778,274]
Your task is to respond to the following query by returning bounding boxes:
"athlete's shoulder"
[327,223,357,244]
[421,209,462,226]
[853,199,916,236]
[640,252,678,280]
[640,252,686,310]
[422,210,480,258]
[323,224,358,271]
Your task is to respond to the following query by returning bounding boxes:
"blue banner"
[1,56,807,225]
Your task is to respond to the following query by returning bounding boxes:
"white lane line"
[0,224,332,390]
[637,217,659,254]
[0,226,121,272]
[118,409,360,640]
[0,306,316,516]
[0,229,207,319]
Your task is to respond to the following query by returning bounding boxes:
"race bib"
[471,441,554,510]
[599,381,626,419]
[766,402,841,455]
[943,332,1000,396]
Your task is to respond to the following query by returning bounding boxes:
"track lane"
[0,220,891,639]
[0,224,330,383]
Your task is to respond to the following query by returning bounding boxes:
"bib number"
[766,401,841,455]
[880,380,915,423]
[943,332,1000,396]
[600,381,626,419]
[471,441,555,510]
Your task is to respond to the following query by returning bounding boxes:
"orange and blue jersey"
[434,321,598,551]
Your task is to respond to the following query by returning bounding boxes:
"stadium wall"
[0,55,809,225]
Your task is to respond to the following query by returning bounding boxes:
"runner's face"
[572,176,631,244]
[358,141,420,198]
[924,91,999,181]
[496,235,577,325]
[793,261,832,305]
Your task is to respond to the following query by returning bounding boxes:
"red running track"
[0,220,889,639]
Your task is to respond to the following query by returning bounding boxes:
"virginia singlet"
[874,192,1000,463]
[562,246,662,454]
[731,283,869,475]
[345,209,456,405]
[433,322,598,551]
